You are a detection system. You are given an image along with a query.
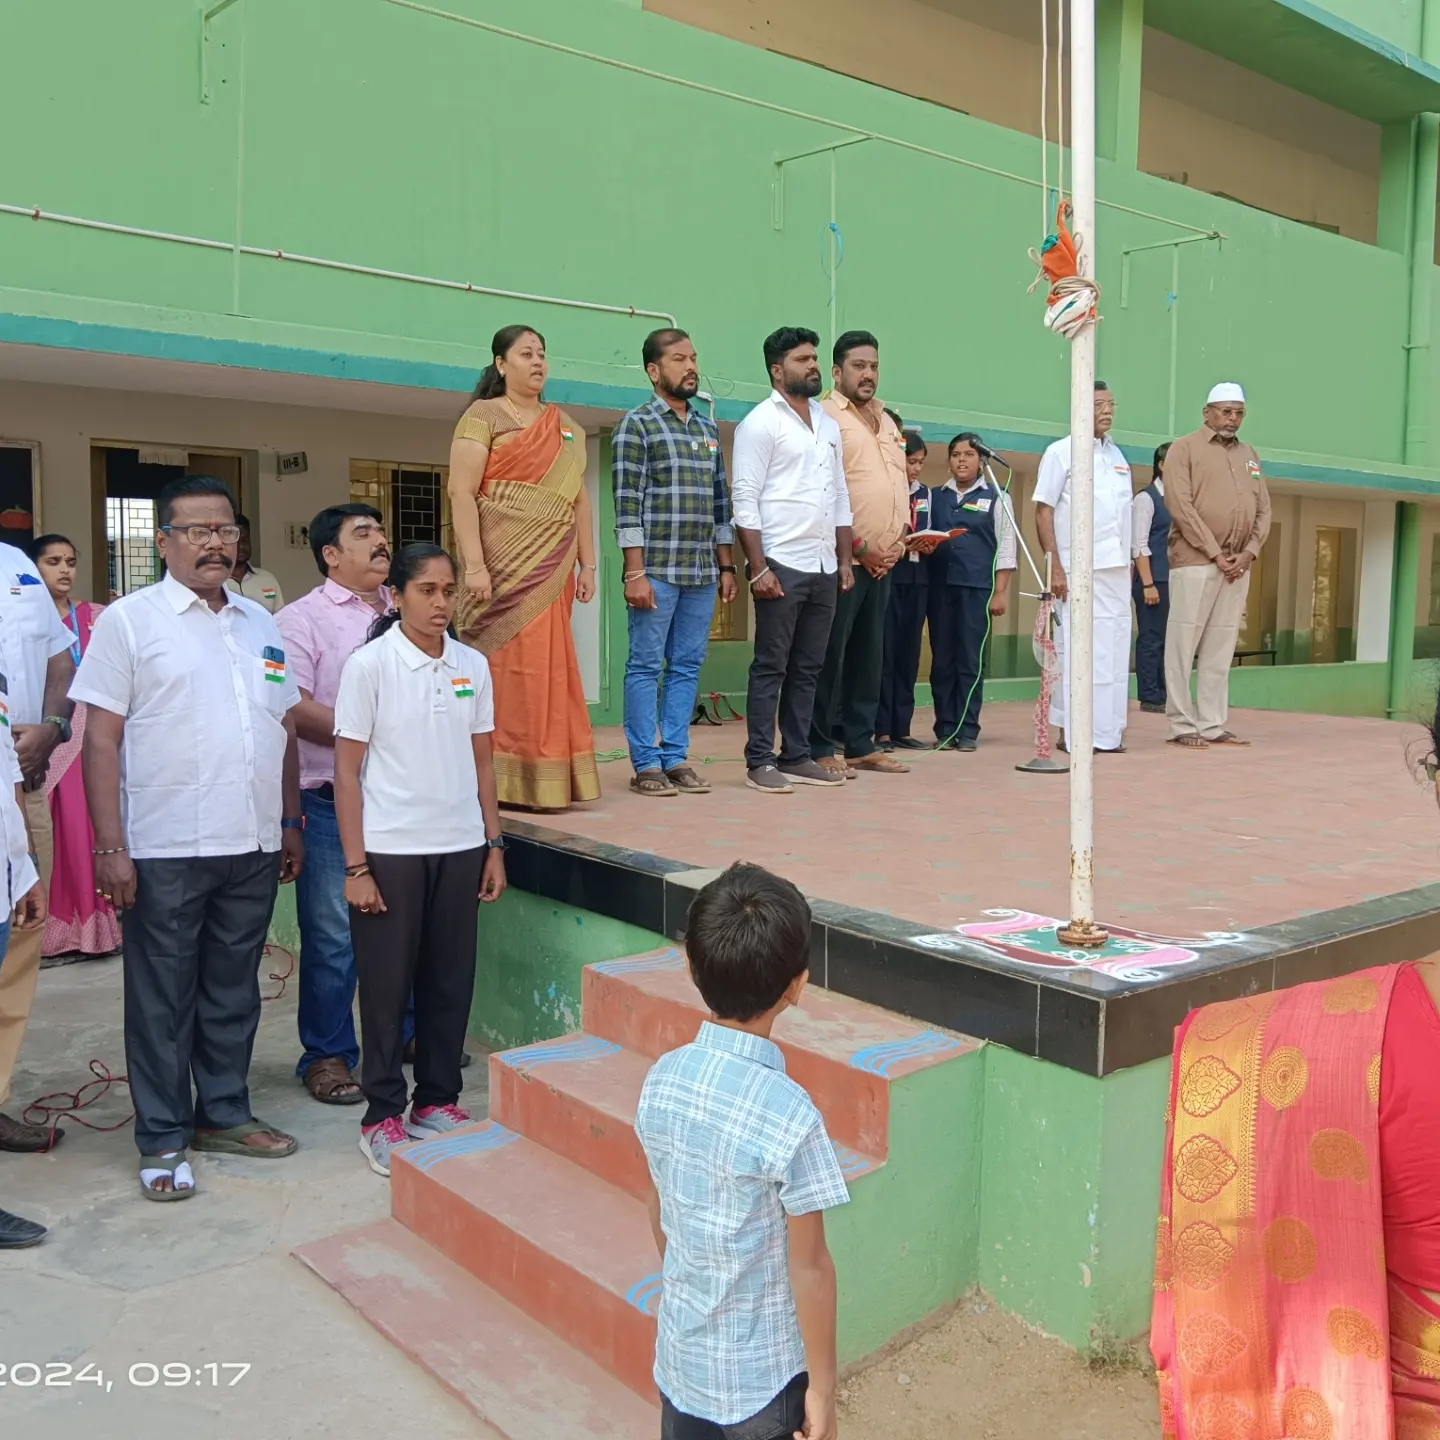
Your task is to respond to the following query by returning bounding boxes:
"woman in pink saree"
[1151,691,1440,1439]
[30,536,121,959]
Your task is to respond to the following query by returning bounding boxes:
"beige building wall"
[645,0,1382,242]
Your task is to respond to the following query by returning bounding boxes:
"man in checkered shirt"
[636,863,848,1440]
[612,330,738,799]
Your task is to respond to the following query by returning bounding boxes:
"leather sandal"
[303,1056,364,1106]
[191,1119,298,1158]
[0,1111,63,1153]
[852,754,910,774]
[1210,731,1251,746]
[1168,734,1209,749]
[817,756,856,780]
[665,766,711,794]
[629,769,678,797]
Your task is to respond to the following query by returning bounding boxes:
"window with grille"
[106,496,160,599]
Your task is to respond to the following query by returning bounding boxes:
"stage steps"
[297,947,980,1439]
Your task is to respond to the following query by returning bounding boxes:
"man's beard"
[784,373,822,399]
[661,376,699,402]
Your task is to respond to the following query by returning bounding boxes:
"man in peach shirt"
[812,331,911,777]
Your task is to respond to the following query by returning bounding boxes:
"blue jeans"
[294,790,412,1076]
[623,579,715,774]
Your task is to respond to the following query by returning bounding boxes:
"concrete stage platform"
[500,701,1440,1076]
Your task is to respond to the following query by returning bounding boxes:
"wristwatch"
[717,564,737,575]
[42,715,71,744]
[485,834,508,851]
[281,816,306,832]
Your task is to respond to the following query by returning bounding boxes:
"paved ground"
[0,954,497,1440]
[573,702,1440,936]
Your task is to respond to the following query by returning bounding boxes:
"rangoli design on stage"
[909,909,1249,984]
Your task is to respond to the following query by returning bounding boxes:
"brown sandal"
[303,1057,364,1106]
[1168,734,1209,749]
[1210,731,1251,746]
[629,769,678,797]
[665,766,711,794]
[852,754,910,774]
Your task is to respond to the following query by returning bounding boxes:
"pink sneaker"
[358,1115,410,1177]
[406,1103,472,1139]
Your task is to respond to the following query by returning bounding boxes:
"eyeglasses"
[161,524,244,546]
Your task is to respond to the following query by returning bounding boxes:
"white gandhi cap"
[1206,382,1246,405]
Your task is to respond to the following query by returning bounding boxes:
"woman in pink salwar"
[30,535,121,959]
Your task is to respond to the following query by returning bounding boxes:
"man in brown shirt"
[812,330,911,775]
[1162,382,1272,747]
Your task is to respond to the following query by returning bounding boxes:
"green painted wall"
[0,0,1436,482]
[473,889,669,1048]
[831,1050,986,1362]
[979,1047,1169,1348]
[1314,0,1423,51]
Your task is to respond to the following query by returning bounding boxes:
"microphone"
[974,440,1012,468]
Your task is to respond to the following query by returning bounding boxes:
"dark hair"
[684,862,811,1022]
[905,432,928,459]
[833,329,879,367]
[1095,380,1111,393]
[236,513,252,534]
[471,324,546,402]
[642,328,690,369]
[884,407,904,432]
[309,503,385,578]
[367,544,457,642]
[27,533,75,562]
[948,431,986,457]
[1153,441,1172,478]
[156,475,236,529]
[762,326,820,379]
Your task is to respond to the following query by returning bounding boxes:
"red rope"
[708,691,745,721]
[22,1059,133,1145]
[17,943,297,1150]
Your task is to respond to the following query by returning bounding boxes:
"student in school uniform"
[332,543,508,1178]
[876,432,934,751]
[926,434,1016,752]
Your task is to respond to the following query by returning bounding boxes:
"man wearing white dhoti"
[1034,382,1134,753]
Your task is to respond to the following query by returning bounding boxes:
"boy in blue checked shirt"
[636,863,848,1440]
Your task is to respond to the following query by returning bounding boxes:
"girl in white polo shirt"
[333,544,507,1176]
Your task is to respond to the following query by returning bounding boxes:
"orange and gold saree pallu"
[458,408,599,810]
[1151,969,1404,1440]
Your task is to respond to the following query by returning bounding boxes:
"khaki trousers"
[0,790,53,1109]
[1165,563,1250,740]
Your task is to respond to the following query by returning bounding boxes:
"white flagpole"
[1059,0,1105,947]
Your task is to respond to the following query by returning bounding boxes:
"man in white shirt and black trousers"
[73,476,306,1201]
[732,327,854,794]
[1034,381,1135,754]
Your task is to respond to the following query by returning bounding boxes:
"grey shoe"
[746,765,794,794]
[778,759,845,787]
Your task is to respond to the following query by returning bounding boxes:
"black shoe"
[893,736,928,751]
[1139,702,1166,714]
[0,1207,47,1248]
[876,736,895,752]
[956,738,978,752]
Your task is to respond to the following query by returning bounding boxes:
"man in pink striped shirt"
[276,505,392,1106]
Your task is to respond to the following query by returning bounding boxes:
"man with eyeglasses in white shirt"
[73,476,305,1201]
[732,326,855,795]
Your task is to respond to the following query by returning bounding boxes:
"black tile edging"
[499,820,1440,1077]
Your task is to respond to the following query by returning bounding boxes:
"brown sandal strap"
[304,1057,361,1100]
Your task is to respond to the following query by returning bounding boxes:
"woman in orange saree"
[1151,702,1440,1439]
[448,325,600,811]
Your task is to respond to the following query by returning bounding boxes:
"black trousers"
[927,584,991,742]
[877,581,929,740]
[809,565,890,760]
[351,848,485,1128]
[744,561,837,771]
[123,850,280,1156]
[661,1372,808,1440]
[1133,574,1169,705]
